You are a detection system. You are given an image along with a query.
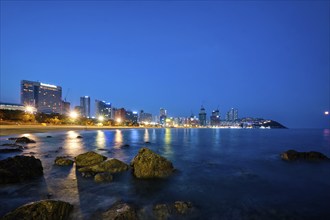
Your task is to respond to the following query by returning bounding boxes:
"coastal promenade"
[0,125,140,136]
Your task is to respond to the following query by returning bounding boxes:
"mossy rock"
[55,157,74,166]
[75,151,107,167]
[1,200,73,220]
[78,158,129,173]
[131,148,174,178]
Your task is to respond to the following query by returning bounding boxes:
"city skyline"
[1,1,329,128]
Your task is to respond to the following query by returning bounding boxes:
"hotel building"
[20,80,62,114]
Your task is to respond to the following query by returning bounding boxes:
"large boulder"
[131,148,174,178]
[281,150,329,161]
[101,202,138,220]
[15,137,36,144]
[55,157,74,166]
[1,200,73,220]
[75,151,107,167]
[0,156,43,184]
[78,158,129,173]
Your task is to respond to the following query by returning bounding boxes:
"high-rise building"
[210,109,221,126]
[198,105,207,126]
[139,110,153,123]
[125,110,138,124]
[114,108,126,122]
[61,101,71,115]
[159,108,167,125]
[80,96,90,118]
[95,100,111,119]
[21,80,62,114]
[226,108,238,121]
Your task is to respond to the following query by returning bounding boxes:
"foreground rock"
[101,202,138,220]
[281,150,329,161]
[15,137,36,144]
[55,156,74,166]
[78,158,129,173]
[131,148,174,178]
[153,201,194,219]
[0,156,43,184]
[75,151,107,167]
[2,200,73,220]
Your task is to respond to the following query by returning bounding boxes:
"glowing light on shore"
[116,118,121,123]
[98,116,104,122]
[25,106,35,114]
[69,111,78,119]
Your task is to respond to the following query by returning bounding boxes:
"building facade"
[95,100,112,119]
[226,108,238,121]
[139,110,153,123]
[159,108,167,125]
[21,80,62,114]
[210,109,221,126]
[198,106,207,126]
[80,96,90,118]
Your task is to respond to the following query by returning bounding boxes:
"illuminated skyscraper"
[80,96,90,118]
[95,100,111,119]
[21,80,62,114]
[198,105,207,126]
[226,108,238,121]
[159,108,167,125]
[210,109,220,126]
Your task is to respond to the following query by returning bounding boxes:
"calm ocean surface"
[1,128,330,219]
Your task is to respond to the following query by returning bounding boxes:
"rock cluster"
[281,150,329,161]
[1,200,73,220]
[0,156,43,184]
[55,156,74,166]
[131,148,174,178]
[101,202,139,220]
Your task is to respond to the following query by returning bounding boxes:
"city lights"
[98,115,104,122]
[69,111,78,119]
[116,118,122,123]
[25,106,35,114]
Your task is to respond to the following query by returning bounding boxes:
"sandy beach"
[0,124,141,136]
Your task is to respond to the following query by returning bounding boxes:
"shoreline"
[0,125,144,137]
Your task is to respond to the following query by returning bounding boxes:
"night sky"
[1,1,329,128]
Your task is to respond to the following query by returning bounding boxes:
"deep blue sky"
[1,1,329,128]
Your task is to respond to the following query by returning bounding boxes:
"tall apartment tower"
[198,105,207,126]
[80,96,91,118]
[21,80,62,114]
[95,100,112,119]
[159,108,167,125]
[210,109,221,126]
[226,108,238,121]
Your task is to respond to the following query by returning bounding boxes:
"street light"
[69,111,78,119]
[98,116,104,122]
[25,106,35,114]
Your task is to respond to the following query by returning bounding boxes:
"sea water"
[0,128,330,219]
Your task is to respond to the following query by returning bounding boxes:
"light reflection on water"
[0,129,330,219]
[95,130,106,149]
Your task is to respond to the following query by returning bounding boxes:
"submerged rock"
[131,147,174,178]
[55,157,74,166]
[75,151,107,167]
[0,156,43,184]
[15,137,36,144]
[94,172,113,183]
[101,202,139,220]
[2,200,73,220]
[78,158,129,173]
[174,201,194,214]
[281,150,329,161]
[1,143,23,148]
[153,203,172,219]
[76,136,83,139]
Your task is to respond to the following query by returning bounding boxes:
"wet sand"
[0,125,141,136]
